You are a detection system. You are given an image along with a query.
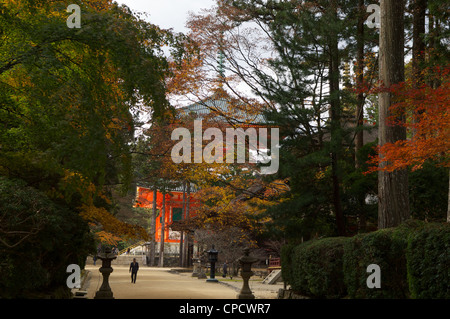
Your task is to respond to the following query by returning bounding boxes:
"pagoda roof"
[177,94,267,125]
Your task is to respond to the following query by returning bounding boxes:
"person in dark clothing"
[129,258,139,283]
[222,261,228,278]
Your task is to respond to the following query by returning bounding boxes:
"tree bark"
[447,169,450,223]
[149,186,157,266]
[412,0,427,88]
[183,181,191,266]
[180,181,186,267]
[355,0,367,232]
[355,0,365,166]
[329,0,346,236]
[378,0,410,229]
[159,190,166,267]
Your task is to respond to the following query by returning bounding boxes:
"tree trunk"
[447,169,450,223]
[355,0,367,232]
[159,190,166,267]
[149,186,157,266]
[328,0,345,236]
[378,0,410,229]
[412,0,427,88]
[180,181,186,267]
[355,0,365,165]
[183,181,191,267]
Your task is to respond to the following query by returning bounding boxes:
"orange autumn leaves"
[60,170,149,245]
[367,65,450,173]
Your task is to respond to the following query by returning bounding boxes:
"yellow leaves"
[81,204,149,245]
[59,169,97,203]
[94,231,122,246]
[315,170,326,181]
[59,170,144,244]
[262,179,290,198]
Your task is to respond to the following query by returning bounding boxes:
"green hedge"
[343,223,414,298]
[283,238,348,298]
[281,220,449,299]
[407,223,450,298]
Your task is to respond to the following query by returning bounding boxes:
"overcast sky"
[116,0,216,33]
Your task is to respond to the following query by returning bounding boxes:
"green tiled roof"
[177,97,267,125]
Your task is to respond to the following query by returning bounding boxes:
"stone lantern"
[192,257,200,277]
[206,245,219,283]
[237,247,258,299]
[94,247,117,299]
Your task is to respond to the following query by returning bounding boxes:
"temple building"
[134,185,199,246]
[133,87,272,266]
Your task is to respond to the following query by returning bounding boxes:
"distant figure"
[129,258,139,283]
[222,261,228,278]
[127,248,131,255]
[93,255,97,266]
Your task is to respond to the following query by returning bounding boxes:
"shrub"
[343,224,415,298]
[282,219,450,299]
[407,222,450,298]
[0,177,95,298]
[280,243,296,288]
[284,237,348,298]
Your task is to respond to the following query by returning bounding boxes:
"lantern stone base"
[94,266,115,299]
[206,278,219,283]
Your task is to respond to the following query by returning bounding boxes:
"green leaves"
[0,1,191,296]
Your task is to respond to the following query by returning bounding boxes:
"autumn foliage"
[366,65,450,173]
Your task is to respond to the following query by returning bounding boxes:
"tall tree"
[377,0,410,228]
[159,189,167,267]
[0,0,188,296]
[212,0,365,237]
[411,0,427,88]
[150,186,158,266]
[367,66,449,222]
[327,0,345,236]
[355,0,366,165]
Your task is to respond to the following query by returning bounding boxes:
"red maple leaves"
[366,65,450,173]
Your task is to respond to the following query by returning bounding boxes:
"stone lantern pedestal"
[192,259,200,277]
[197,261,207,279]
[94,247,117,299]
[237,248,258,299]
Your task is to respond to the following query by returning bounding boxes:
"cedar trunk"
[179,181,186,267]
[159,190,166,267]
[355,0,365,164]
[447,169,450,222]
[149,186,157,266]
[329,0,345,236]
[355,0,366,231]
[412,0,427,87]
[378,0,410,228]
[183,181,191,266]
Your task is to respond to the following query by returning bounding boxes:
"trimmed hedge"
[283,238,348,298]
[281,220,450,299]
[407,223,450,298]
[343,223,414,298]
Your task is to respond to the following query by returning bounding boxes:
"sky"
[116,0,216,33]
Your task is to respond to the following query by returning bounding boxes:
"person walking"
[222,261,228,278]
[129,258,139,283]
